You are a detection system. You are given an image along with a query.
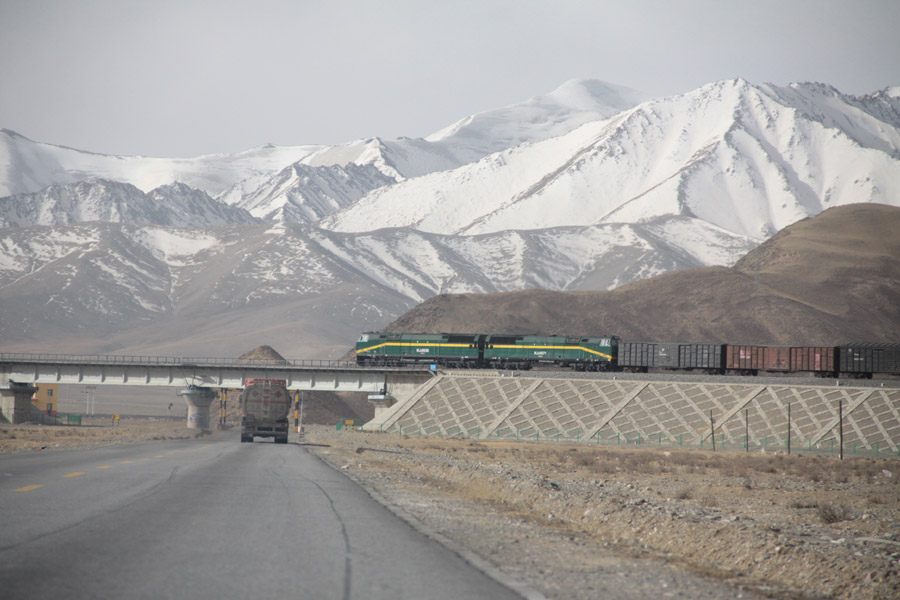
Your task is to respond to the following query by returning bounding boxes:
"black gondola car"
[839,343,900,377]
[619,341,723,372]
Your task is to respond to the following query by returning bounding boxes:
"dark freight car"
[619,342,723,371]
[678,343,723,370]
[618,342,679,369]
[839,343,900,377]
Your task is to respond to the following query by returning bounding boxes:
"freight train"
[355,332,900,379]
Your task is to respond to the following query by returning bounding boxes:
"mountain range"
[1,78,898,357]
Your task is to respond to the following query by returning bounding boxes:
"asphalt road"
[0,434,529,600]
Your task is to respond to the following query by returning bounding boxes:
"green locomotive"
[355,332,617,370]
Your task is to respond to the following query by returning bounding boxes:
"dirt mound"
[386,204,900,345]
[237,345,287,362]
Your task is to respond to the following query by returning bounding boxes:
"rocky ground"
[305,425,900,600]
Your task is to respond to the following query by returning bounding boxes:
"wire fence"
[363,423,899,459]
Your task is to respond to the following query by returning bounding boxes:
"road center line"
[62,472,85,478]
[97,466,113,469]
[14,484,44,492]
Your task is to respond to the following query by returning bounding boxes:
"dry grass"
[817,502,852,524]
[0,419,204,452]
[675,487,694,500]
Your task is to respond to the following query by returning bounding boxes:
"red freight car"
[725,345,765,373]
[790,346,837,376]
[762,346,791,371]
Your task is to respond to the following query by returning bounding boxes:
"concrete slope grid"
[366,375,900,457]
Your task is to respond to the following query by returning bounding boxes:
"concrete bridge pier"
[179,386,217,430]
[0,381,39,424]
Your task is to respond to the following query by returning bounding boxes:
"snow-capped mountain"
[0,179,256,227]
[1,77,899,357]
[0,79,645,212]
[0,129,324,198]
[321,80,900,240]
[236,162,397,223]
[0,219,753,356]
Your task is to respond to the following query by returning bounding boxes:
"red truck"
[241,379,291,444]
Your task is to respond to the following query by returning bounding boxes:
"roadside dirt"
[0,418,206,452]
[306,426,900,600]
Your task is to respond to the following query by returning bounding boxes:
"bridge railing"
[0,352,435,371]
[0,353,362,369]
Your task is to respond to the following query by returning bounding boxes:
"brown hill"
[385,204,900,345]
[237,345,286,362]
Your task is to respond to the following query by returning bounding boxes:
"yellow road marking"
[14,485,44,492]
[121,460,135,464]
[97,465,112,469]
[154,455,165,458]
[63,472,85,478]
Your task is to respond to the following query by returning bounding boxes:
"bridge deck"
[1,353,431,392]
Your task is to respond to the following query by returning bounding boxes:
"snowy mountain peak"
[545,78,646,111]
[0,178,256,227]
[322,77,900,240]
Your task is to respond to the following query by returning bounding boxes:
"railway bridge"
[0,353,433,427]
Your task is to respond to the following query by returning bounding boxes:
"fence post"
[839,399,844,461]
[745,409,749,452]
[710,410,716,452]
[787,402,791,455]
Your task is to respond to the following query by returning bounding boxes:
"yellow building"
[31,384,58,415]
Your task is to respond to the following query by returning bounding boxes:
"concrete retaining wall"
[364,374,900,456]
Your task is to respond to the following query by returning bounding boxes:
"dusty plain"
[3,419,898,599]
[306,425,900,600]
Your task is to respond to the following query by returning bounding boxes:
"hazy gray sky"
[2,0,898,157]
